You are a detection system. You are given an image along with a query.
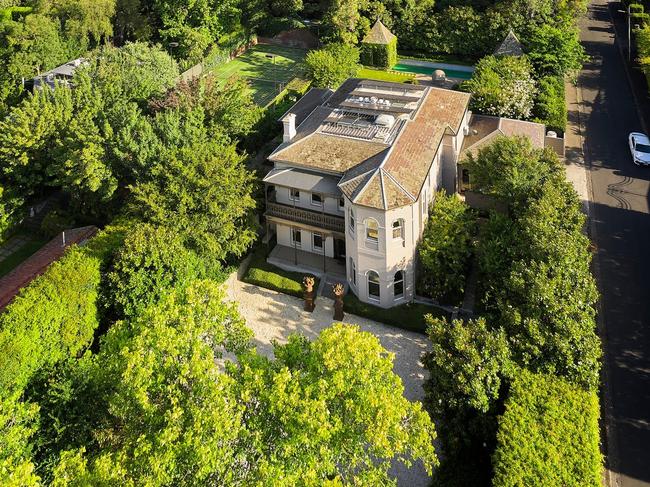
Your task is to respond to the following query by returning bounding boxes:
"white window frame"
[291,228,301,248]
[348,208,355,236]
[365,218,379,243]
[312,232,324,252]
[338,197,345,211]
[392,219,404,240]
[311,193,323,207]
[349,257,356,287]
[393,270,405,300]
[289,188,300,201]
[367,270,380,301]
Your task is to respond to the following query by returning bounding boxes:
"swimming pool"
[391,63,474,80]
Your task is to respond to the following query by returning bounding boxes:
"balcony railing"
[265,201,345,233]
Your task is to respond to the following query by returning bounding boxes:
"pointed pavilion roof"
[493,30,524,57]
[362,20,396,45]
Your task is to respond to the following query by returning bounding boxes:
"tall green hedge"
[0,224,125,394]
[532,76,567,134]
[360,38,398,69]
[492,370,602,487]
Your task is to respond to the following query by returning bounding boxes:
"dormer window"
[290,188,300,201]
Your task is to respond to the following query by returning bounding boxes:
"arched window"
[349,208,355,234]
[368,271,380,300]
[366,218,379,242]
[394,271,404,299]
[392,219,404,240]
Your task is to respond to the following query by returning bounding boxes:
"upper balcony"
[265,192,345,234]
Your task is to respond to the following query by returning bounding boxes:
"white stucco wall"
[276,223,335,258]
[274,186,344,216]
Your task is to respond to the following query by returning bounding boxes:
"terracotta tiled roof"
[362,20,396,45]
[460,114,546,160]
[381,88,470,199]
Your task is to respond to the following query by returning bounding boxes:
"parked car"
[628,132,650,165]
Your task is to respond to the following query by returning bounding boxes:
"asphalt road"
[577,0,650,485]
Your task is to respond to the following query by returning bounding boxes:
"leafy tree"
[418,191,475,303]
[424,316,510,417]
[462,55,536,119]
[151,74,262,141]
[232,324,439,483]
[0,13,70,112]
[85,42,179,106]
[525,23,585,77]
[492,370,602,486]
[0,392,40,487]
[0,184,24,238]
[107,223,223,320]
[150,0,242,65]
[465,135,563,209]
[270,0,303,17]
[322,0,360,44]
[50,281,253,486]
[37,0,116,53]
[305,42,359,88]
[473,137,601,390]
[423,316,510,487]
[129,138,257,259]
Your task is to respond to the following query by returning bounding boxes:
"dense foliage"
[418,191,475,303]
[638,24,650,85]
[472,137,601,390]
[532,75,567,133]
[305,42,360,88]
[492,370,602,487]
[461,55,536,119]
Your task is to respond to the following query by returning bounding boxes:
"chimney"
[283,113,296,143]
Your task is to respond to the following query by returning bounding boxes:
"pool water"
[392,63,473,80]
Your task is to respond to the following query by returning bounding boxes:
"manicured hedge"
[360,38,398,69]
[243,245,319,298]
[343,292,448,333]
[532,75,567,134]
[492,370,602,487]
[0,223,125,394]
[356,67,416,83]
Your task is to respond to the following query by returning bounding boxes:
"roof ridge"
[381,168,416,202]
[379,170,388,210]
[352,168,381,204]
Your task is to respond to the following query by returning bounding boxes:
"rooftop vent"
[375,114,395,128]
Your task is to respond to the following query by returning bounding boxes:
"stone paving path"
[226,272,432,487]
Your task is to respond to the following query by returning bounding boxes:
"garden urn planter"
[333,283,345,320]
[303,276,316,312]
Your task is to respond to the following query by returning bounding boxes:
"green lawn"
[343,292,449,334]
[0,237,48,278]
[243,245,319,298]
[357,67,417,84]
[209,44,307,106]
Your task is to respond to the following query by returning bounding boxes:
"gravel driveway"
[226,273,432,486]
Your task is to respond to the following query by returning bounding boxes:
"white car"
[629,132,650,165]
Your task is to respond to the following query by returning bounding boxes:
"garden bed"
[242,245,319,298]
[343,292,449,334]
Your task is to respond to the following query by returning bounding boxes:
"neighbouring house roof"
[460,114,546,160]
[33,58,88,90]
[493,30,525,57]
[362,20,397,45]
[269,78,471,210]
[263,167,341,195]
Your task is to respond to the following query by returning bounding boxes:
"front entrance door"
[334,238,346,261]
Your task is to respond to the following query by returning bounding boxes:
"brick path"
[0,226,98,309]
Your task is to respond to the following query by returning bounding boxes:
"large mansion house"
[263,78,560,308]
